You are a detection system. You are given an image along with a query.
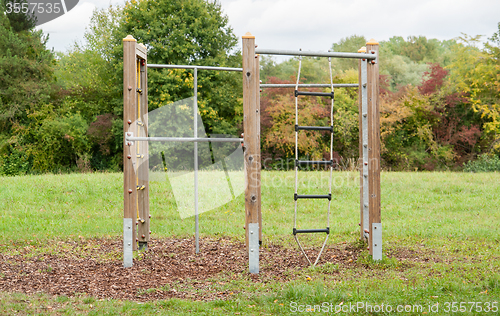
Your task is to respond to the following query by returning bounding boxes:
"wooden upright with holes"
[366,39,381,256]
[136,43,150,250]
[123,35,138,250]
[242,33,261,248]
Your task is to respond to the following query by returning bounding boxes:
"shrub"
[463,154,500,172]
[0,148,31,176]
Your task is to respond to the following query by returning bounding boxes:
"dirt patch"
[0,237,421,302]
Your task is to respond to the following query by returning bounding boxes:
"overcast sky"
[38,0,500,57]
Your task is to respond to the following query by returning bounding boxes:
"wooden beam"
[242,33,261,249]
[366,39,380,256]
[123,35,137,251]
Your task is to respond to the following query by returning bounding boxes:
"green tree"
[54,0,243,171]
[0,2,54,130]
[331,35,367,72]
[0,0,57,174]
[55,5,125,170]
[119,0,242,135]
[379,36,457,92]
[383,36,439,63]
[380,54,428,90]
[55,4,123,118]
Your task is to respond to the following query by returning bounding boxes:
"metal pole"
[261,83,359,88]
[255,48,376,60]
[194,67,199,254]
[125,137,243,142]
[148,64,243,72]
[361,59,369,239]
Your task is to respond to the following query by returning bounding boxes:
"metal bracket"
[136,45,147,60]
[248,223,259,274]
[372,223,382,261]
[123,218,133,267]
[125,132,134,146]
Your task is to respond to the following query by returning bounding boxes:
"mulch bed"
[0,237,408,301]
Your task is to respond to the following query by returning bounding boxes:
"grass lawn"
[0,171,499,315]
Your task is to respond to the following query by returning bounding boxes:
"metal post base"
[248,223,259,274]
[123,218,133,268]
[372,223,382,261]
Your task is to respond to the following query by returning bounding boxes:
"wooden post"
[123,35,138,253]
[242,32,261,273]
[136,43,150,250]
[366,39,380,257]
[124,36,150,260]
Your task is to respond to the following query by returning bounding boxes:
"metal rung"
[295,159,333,166]
[125,136,243,143]
[147,64,243,72]
[294,194,331,201]
[255,48,376,60]
[261,83,358,88]
[295,125,333,132]
[293,227,329,235]
[295,90,334,98]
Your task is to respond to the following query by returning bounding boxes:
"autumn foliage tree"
[262,77,330,163]
[261,70,360,169]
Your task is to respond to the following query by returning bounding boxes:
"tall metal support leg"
[360,59,369,240]
[194,67,200,254]
[255,55,263,246]
[359,41,381,261]
[137,43,150,251]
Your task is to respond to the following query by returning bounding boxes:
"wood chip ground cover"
[0,237,426,302]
